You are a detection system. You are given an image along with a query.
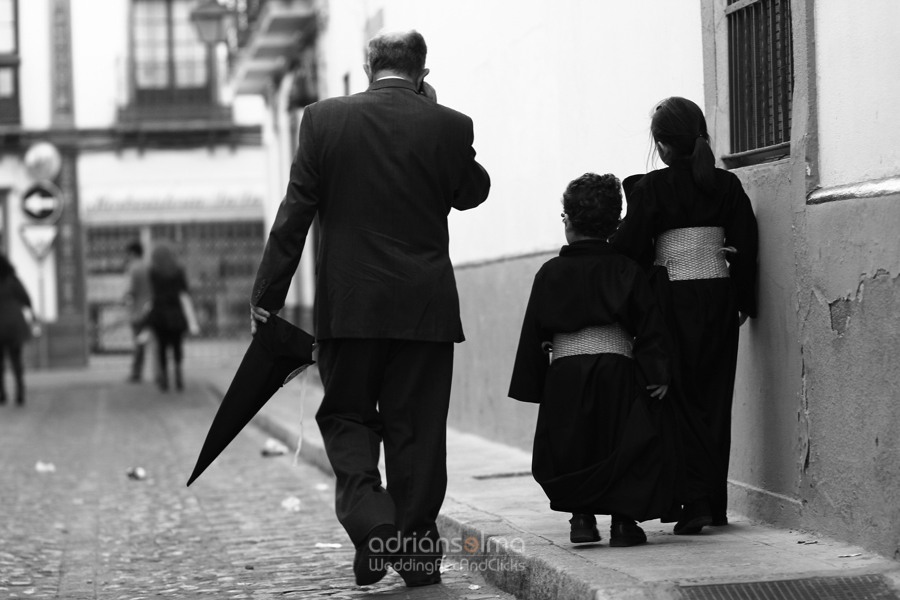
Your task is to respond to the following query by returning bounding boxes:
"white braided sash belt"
[552,323,634,361]
[654,226,732,281]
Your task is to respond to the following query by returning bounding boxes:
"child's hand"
[647,384,668,399]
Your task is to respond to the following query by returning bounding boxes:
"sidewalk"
[196,363,900,600]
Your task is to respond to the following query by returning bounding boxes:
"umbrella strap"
[292,370,307,467]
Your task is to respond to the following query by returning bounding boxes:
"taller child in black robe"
[509,173,677,548]
[611,97,758,527]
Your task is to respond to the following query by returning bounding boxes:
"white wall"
[71,0,129,128]
[78,147,268,221]
[315,0,704,264]
[18,0,52,130]
[815,0,900,188]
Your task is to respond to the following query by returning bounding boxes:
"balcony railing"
[223,0,268,49]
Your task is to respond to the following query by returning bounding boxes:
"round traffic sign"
[24,142,63,182]
[21,181,64,222]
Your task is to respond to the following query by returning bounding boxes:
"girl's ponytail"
[651,97,718,196]
[691,134,717,196]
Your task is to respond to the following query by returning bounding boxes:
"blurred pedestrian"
[124,241,152,383]
[147,244,190,392]
[249,30,490,587]
[611,97,758,533]
[509,173,676,548]
[0,254,35,406]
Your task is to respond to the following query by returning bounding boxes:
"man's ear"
[415,68,430,91]
[363,63,372,83]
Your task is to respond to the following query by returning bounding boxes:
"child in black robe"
[611,97,758,531]
[509,173,678,547]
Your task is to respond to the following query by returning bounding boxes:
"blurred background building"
[0,0,267,364]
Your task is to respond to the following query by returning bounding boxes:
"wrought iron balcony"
[225,0,317,95]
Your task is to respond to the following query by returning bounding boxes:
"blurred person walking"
[147,244,190,392]
[0,254,35,406]
[124,241,152,383]
[249,30,490,587]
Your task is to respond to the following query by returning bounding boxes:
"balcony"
[227,0,316,95]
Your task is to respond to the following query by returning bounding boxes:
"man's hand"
[420,80,437,102]
[250,304,272,336]
[647,384,668,399]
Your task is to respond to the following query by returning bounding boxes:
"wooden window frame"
[128,0,214,110]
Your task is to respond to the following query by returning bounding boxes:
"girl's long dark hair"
[150,243,182,278]
[651,97,717,195]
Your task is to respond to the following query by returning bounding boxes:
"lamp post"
[190,0,232,104]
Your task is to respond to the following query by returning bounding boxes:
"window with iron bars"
[725,0,794,167]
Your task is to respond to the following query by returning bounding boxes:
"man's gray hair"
[366,29,427,77]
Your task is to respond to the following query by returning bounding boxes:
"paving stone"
[0,377,514,600]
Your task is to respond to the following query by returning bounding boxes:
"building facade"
[0,0,268,363]
[231,0,899,558]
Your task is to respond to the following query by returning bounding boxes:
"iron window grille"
[725,0,794,167]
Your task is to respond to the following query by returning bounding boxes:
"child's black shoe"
[673,499,712,535]
[569,513,601,543]
[609,516,647,547]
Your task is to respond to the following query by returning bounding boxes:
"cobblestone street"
[0,372,513,600]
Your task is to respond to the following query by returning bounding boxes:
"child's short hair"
[561,173,622,239]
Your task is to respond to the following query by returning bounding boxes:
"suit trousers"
[316,338,454,553]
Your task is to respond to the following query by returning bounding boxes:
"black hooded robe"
[508,240,679,522]
[610,163,758,522]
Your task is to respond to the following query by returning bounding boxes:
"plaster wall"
[814,0,900,188]
[725,161,804,519]
[70,0,129,128]
[311,0,704,266]
[448,253,551,448]
[795,197,900,559]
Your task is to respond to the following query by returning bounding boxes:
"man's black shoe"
[673,499,712,535]
[569,513,601,543]
[609,519,647,547]
[404,572,442,588]
[711,516,729,526]
[353,524,396,586]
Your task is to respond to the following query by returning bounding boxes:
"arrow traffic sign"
[21,182,64,222]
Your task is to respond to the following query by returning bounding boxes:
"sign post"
[19,170,65,369]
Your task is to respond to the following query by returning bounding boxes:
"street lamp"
[190,0,231,45]
[190,0,233,105]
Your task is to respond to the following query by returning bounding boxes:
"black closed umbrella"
[187,315,315,486]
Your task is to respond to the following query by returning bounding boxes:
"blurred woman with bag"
[0,254,35,406]
[147,244,196,392]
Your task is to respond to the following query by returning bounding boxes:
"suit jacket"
[251,78,490,342]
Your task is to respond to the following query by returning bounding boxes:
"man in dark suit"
[249,30,490,587]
